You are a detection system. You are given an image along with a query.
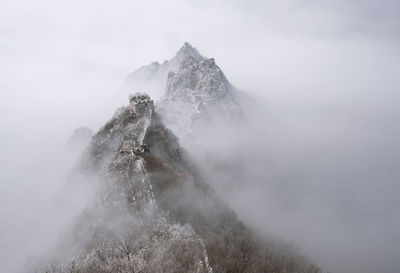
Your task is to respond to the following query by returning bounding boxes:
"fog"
[1,1,399,273]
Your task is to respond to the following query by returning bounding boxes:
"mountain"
[33,44,322,273]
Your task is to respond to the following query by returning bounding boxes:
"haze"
[1,1,399,273]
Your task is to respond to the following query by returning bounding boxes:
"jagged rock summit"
[170,42,204,68]
[124,42,204,88]
[124,43,245,139]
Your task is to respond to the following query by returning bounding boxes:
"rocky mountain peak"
[166,55,229,98]
[122,43,248,142]
[172,42,204,64]
[122,43,204,97]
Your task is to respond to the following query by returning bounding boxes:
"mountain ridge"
[33,44,322,273]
